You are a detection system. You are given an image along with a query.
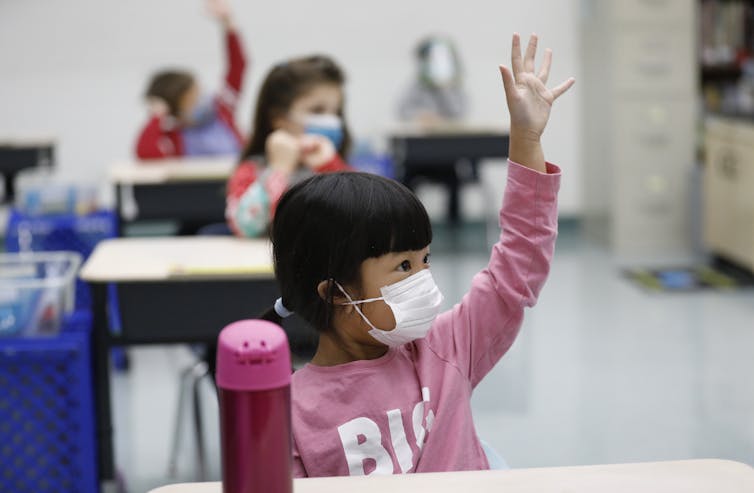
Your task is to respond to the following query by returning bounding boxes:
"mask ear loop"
[333,280,382,332]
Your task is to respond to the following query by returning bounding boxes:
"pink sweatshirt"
[291,160,561,478]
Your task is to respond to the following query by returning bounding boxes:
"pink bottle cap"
[216,320,292,391]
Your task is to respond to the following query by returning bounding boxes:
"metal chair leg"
[167,364,194,478]
[167,358,211,481]
[191,361,210,481]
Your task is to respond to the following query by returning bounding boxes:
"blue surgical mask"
[189,93,216,126]
[302,114,344,149]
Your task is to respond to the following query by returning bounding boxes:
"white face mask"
[426,42,456,85]
[336,269,444,347]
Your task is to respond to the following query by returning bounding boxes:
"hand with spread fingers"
[206,0,234,30]
[499,33,575,172]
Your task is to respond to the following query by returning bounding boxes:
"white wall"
[0,0,581,214]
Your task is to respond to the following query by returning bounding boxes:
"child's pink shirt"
[291,160,561,477]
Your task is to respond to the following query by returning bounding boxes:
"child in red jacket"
[135,0,246,159]
[226,55,352,237]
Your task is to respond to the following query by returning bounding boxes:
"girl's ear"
[317,279,353,313]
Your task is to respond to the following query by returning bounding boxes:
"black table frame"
[390,132,510,222]
[114,180,228,236]
[88,277,279,491]
[0,143,55,203]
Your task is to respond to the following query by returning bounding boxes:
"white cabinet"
[581,0,697,258]
[703,117,754,271]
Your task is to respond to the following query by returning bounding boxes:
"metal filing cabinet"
[580,0,697,257]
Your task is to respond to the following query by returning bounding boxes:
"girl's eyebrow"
[387,249,429,257]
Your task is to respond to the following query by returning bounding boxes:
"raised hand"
[206,0,233,30]
[300,134,337,170]
[499,33,574,172]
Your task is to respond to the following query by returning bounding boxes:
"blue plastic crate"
[351,153,395,179]
[5,210,118,311]
[0,311,97,493]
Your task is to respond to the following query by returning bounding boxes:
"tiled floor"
[111,224,754,492]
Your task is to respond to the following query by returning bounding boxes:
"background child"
[135,0,246,159]
[398,35,467,124]
[263,33,574,477]
[397,35,469,224]
[225,55,352,237]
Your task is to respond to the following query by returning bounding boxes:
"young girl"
[266,33,574,477]
[135,0,246,159]
[225,56,352,237]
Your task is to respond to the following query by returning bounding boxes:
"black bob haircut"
[262,172,432,333]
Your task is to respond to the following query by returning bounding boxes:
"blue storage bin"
[349,142,395,179]
[0,252,82,338]
[4,210,118,311]
[0,310,97,493]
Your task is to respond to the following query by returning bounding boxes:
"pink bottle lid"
[216,320,292,391]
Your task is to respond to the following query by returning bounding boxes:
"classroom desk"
[80,236,279,492]
[110,157,235,234]
[147,459,754,493]
[389,125,509,222]
[390,124,510,166]
[0,138,55,203]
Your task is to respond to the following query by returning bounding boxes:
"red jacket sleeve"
[216,29,247,115]
[317,155,352,173]
[225,30,247,93]
[135,116,182,159]
[227,162,259,201]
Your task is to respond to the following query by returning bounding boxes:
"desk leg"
[114,184,124,237]
[2,171,17,203]
[91,283,118,493]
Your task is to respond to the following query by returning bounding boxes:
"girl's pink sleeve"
[426,160,561,388]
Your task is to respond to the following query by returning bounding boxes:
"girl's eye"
[398,260,411,272]
[424,253,431,265]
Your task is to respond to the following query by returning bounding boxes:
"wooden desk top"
[147,460,754,493]
[80,236,273,282]
[0,137,56,149]
[109,157,236,184]
[388,122,509,138]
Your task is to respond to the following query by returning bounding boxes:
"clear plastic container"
[15,170,99,216]
[0,252,82,337]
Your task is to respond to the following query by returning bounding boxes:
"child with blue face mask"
[135,0,246,159]
[260,33,574,477]
[226,55,353,237]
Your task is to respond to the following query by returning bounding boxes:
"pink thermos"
[216,320,292,493]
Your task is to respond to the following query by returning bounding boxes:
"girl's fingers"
[299,135,320,152]
[511,33,524,79]
[551,77,576,100]
[524,33,538,73]
[499,65,516,98]
[538,48,552,84]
